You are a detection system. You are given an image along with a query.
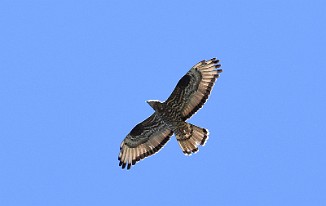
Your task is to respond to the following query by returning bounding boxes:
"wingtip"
[212,58,219,63]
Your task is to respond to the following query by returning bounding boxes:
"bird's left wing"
[165,58,222,120]
[118,113,173,169]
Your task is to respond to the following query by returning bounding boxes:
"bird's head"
[146,100,164,112]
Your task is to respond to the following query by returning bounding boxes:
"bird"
[118,58,222,169]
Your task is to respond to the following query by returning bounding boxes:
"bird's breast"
[158,105,183,130]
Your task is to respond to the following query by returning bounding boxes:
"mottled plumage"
[118,58,222,169]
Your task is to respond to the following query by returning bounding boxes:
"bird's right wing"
[118,113,173,169]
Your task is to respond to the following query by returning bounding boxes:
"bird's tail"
[175,123,209,155]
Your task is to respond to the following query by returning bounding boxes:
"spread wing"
[165,58,222,120]
[118,113,173,169]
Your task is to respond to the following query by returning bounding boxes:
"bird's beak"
[146,100,152,106]
[146,100,155,108]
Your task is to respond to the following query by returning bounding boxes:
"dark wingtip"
[140,153,145,160]
[192,148,198,153]
[136,156,140,161]
[215,64,221,68]
[183,150,192,155]
[212,59,219,64]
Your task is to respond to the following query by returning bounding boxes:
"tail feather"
[176,123,209,155]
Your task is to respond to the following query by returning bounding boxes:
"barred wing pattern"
[166,58,222,120]
[118,113,173,169]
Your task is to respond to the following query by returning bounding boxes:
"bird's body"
[147,100,207,153]
[118,58,222,169]
[147,101,183,131]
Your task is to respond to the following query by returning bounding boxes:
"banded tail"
[175,123,209,155]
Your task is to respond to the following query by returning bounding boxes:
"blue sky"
[1,1,325,205]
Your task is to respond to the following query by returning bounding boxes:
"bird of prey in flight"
[118,58,222,169]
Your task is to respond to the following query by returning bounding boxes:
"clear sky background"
[1,1,325,205]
